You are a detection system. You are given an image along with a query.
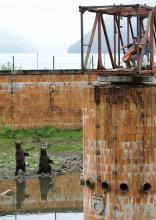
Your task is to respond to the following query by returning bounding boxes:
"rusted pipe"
[101,181,110,192]
[141,182,151,193]
[119,182,129,192]
[86,178,95,189]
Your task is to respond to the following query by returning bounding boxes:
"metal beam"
[138,11,153,72]
[97,12,104,69]
[127,17,130,45]
[114,15,117,66]
[153,15,156,45]
[150,11,154,71]
[129,17,135,42]
[80,10,84,70]
[84,14,98,68]
[137,10,141,71]
[101,14,115,68]
[115,16,126,66]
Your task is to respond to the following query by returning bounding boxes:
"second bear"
[38,147,53,174]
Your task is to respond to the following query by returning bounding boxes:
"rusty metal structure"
[81,4,156,220]
[79,4,156,75]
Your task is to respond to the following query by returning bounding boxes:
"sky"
[0,0,151,53]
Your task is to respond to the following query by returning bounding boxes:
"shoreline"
[0,152,83,180]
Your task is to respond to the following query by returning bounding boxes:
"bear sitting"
[15,140,29,176]
[38,147,53,174]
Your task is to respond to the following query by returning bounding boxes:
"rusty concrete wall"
[0,70,97,128]
[0,171,82,214]
[83,85,156,220]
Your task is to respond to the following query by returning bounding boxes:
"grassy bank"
[0,125,83,179]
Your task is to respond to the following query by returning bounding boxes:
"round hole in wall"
[101,181,110,191]
[119,183,129,192]
[86,178,94,189]
[141,182,151,193]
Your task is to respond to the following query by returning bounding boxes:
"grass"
[0,125,83,178]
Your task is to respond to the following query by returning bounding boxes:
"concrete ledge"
[98,75,156,83]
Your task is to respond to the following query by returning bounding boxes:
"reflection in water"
[0,212,84,220]
[16,177,29,209]
[38,175,53,202]
[0,172,83,219]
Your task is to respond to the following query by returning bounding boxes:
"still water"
[0,171,83,220]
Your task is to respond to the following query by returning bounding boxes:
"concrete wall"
[0,70,97,128]
[83,84,156,220]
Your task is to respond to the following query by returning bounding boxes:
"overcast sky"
[0,0,150,53]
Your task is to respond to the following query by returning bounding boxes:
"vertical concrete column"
[83,84,156,220]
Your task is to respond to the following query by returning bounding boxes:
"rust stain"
[83,85,156,220]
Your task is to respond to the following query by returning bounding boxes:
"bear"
[38,147,53,174]
[15,140,29,176]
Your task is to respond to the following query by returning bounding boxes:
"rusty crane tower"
[80,4,156,79]
[81,4,156,220]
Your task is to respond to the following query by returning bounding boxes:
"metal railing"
[0,53,111,71]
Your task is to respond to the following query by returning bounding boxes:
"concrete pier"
[83,83,156,220]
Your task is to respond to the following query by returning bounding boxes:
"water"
[0,171,83,220]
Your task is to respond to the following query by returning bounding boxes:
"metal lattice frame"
[79,4,156,75]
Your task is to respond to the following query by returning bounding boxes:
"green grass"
[0,125,83,177]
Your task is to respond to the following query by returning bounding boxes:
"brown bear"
[38,147,53,174]
[15,140,29,176]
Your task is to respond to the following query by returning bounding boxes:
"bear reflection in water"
[16,177,30,209]
[38,175,53,202]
